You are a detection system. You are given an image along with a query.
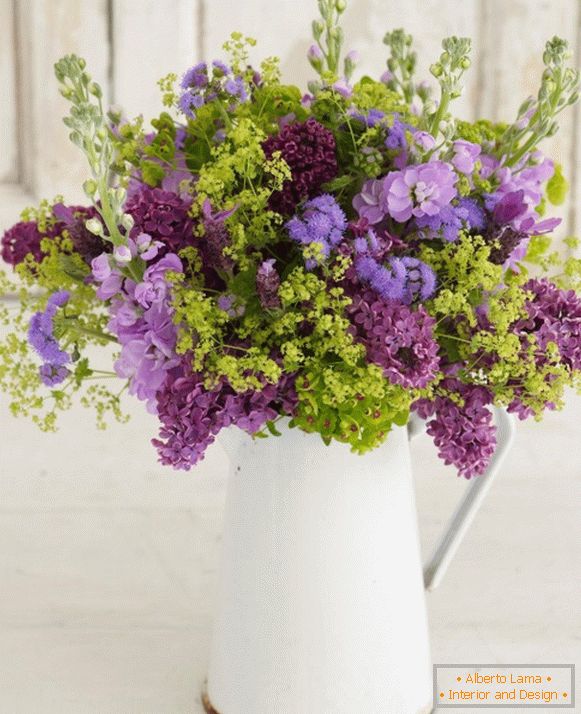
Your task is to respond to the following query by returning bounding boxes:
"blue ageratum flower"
[28,290,72,386]
[286,194,347,268]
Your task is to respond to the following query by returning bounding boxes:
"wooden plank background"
[1,0,580,237]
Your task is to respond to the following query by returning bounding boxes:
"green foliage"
[0,246,128,432]
[546,162,569,205]
[193,117,291,265]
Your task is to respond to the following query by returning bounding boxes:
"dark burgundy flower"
[126,188,194,254]
[262,117,338,215]
[1,219,62,267]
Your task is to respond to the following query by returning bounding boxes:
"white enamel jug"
[204,409,515,714]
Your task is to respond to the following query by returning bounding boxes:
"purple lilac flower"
[28,290,71,386]
[347,290,440,389]
[126,188,193,256]
[152,364,298,469]
[383,161,458,222]
[413,380,497,478]
[262,118,338,215]
[256,259,281,309]
[286,194,347,268]
[515,279,581,372]
[451,140,481,174]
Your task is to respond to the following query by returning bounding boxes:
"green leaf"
[140,160,165,186]
[57,254,90,282]
[525,234,552,264]
[266,420,282,436]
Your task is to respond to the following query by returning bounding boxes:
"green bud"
[335,0,346,12]
[86,217,103,236]
[312,20,324,40]
[460,57,471,70]
[83,179,97,196]
[89,82,102,99]
[120,213,134,231]
[430,63,443,78]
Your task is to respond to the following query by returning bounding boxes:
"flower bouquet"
[1,0,580,483]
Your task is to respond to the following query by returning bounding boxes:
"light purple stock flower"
[451,140,481,174]
[383,161,458,222]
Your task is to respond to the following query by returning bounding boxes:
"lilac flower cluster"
[179,60,248,119]
[347,288,440,389]
[28,291,71,386]
[91,239,183,412]
[413,380,497,479]
[152,365,298,469]
[508,279,581,418]
[286,194,346,267]
[262,118,338,214]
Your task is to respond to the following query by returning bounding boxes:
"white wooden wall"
[1,0,580,237]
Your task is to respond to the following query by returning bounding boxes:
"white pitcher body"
[207,423,433,714]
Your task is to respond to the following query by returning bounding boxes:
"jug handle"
[408,407,516,591]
